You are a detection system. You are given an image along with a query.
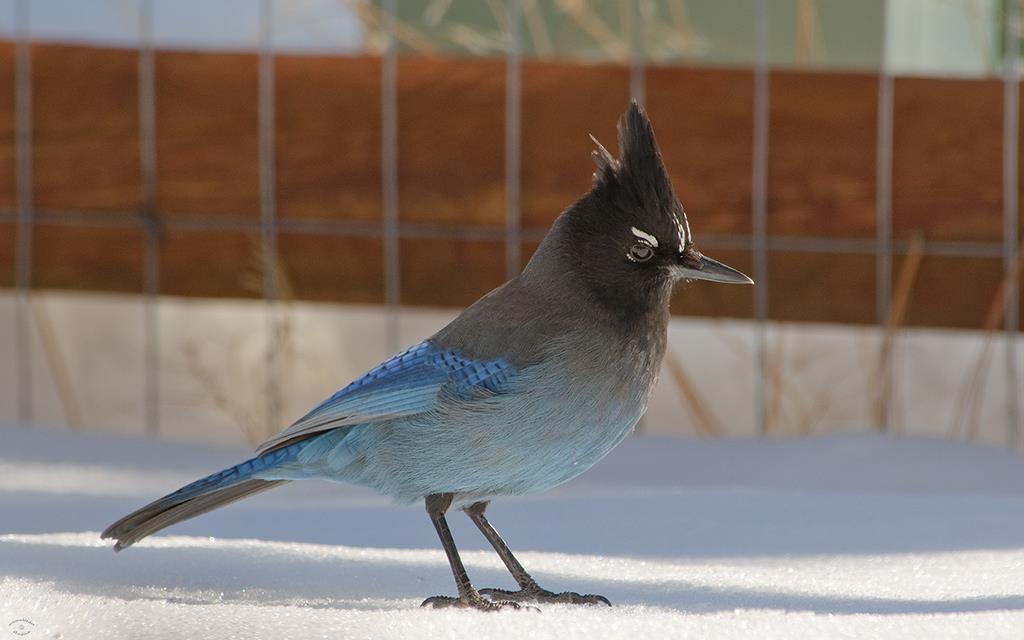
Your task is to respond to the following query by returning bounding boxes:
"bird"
[102,100,753,611]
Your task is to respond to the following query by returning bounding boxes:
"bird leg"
[467,502,611,606]
[420,493,528,611]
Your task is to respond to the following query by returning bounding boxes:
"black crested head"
[522,100,751,323]
[588,101,690,252]
[522,100,751,324]
[524,100,695,321]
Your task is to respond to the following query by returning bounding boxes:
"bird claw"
[421,592,538,612]
[478,586,611,606]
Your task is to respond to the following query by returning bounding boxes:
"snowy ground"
[3,425,1024,639]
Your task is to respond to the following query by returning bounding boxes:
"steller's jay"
[103,101,752,611]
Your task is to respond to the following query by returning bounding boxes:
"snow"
[3,425,1024,639]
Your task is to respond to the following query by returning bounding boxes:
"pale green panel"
[369,0,1004,78]
[637,0,755,66]
[389,0,512,57]
[370,0,758,65]
[764,0,885,71]
[886,0,1002,77]
[519,0,757,65]
[521,0,632,62]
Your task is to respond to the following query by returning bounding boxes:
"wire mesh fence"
[0,0,1021,445]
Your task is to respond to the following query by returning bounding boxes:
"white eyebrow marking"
[630,227,658,247]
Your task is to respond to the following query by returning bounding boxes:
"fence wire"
[1003,0,1022,448]
[5,0,1023,445]
[752,0,770,436]
[13,0,33,425]
[875,4,895,429]
[138,0,160,437]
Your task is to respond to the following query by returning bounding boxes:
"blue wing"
[256,340,515,454]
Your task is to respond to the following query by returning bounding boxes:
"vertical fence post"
[505,0,522,281]
[630,0,646,105]
[1003,0,1021,447]
[138,0,161,438]
[752,0,770,436]
[381,0,401,354]
[259,0,281,432]
[875,0,895,430]
[13,0,33,425]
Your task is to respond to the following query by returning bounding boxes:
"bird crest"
[588,100,691,251]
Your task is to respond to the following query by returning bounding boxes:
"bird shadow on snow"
[6,428,1024,617]
[4,536,1023,617]
[8,486,1024,618]
[15,487,1024,559]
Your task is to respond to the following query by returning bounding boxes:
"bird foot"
[479,586,611,606]
[421,590,538,612]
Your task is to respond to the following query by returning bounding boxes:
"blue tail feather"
[164,441,304,504]
[101,439,307,549]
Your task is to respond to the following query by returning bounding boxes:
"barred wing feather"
[256,341,514,455]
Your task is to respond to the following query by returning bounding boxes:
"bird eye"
[627,241,655,263]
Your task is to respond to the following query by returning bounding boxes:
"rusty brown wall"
[0,42,1019,329]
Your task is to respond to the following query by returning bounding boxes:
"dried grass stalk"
[876,231,924,431]
[31,295,83,429]
[951,240,1024,440]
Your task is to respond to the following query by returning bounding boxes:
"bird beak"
[677,253,754,285]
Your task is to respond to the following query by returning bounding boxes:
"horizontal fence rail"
[0,207,1013,258]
